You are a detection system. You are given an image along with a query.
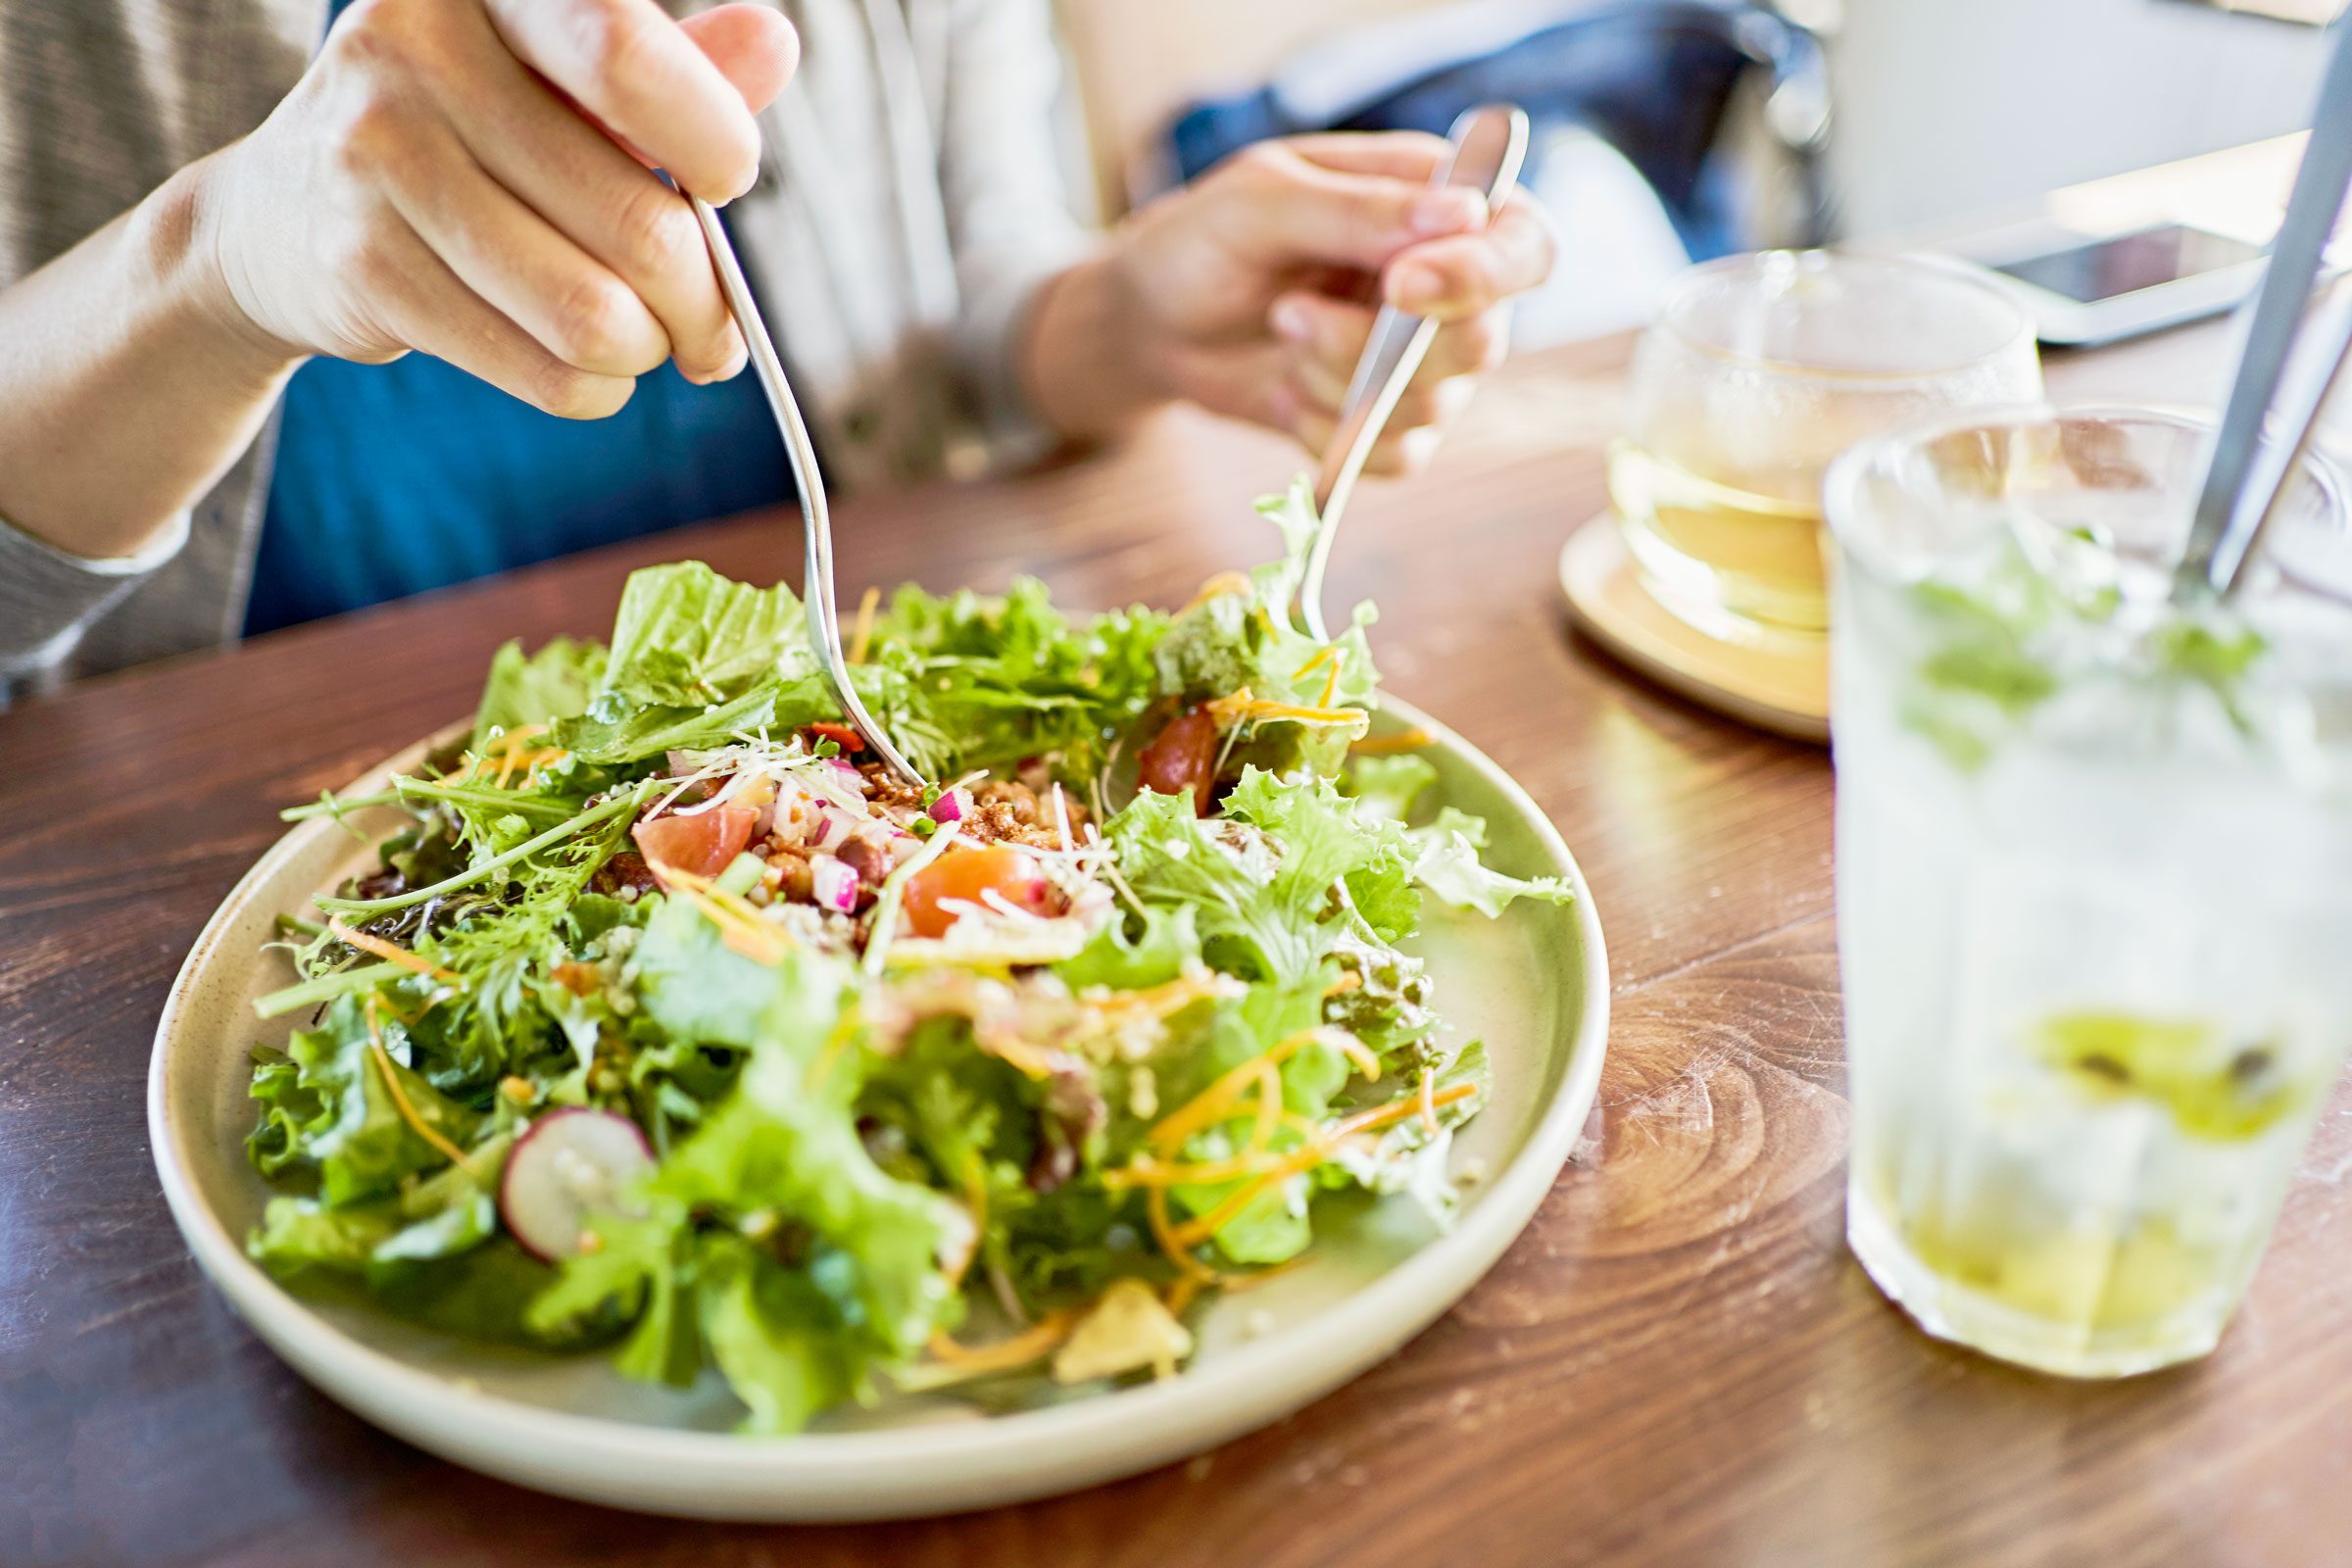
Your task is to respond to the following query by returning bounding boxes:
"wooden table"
[7,323,2348,1568]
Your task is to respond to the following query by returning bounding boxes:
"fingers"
[1381,197,1555,320]
[368,223,636,419]
[678,3,800,114]
[1205,140,1489,270]
[1280,130,1451,181]
[1270,291,1509,398]
[377,114,670,379]
[482,0,778,201]
[433,36,745,381]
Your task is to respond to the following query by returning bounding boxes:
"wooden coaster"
[1558,513,1831,744]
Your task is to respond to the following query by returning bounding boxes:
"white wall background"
[1827,0,2335,236]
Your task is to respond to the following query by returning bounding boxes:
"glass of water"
[1612,251,2040,641]
[1824,405,2352,1377]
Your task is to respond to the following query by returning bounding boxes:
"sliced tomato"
[632,806,760,882]
[1137,706,1219,815]
[902,845,1054,939]
[806,721,867,754]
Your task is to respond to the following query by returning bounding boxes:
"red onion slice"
[810,855,859,912]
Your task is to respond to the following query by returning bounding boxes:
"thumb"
[679,3,800,114]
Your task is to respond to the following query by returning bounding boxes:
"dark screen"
[1994,224,2266,304]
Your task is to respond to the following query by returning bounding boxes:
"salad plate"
[148,496,1608,1522]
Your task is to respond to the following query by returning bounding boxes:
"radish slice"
[810,856,858,912]
[500,1108,655,1263]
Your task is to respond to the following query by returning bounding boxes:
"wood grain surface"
[7,324,2350,1568]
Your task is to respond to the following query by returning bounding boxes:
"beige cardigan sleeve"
[934,0,1096,465]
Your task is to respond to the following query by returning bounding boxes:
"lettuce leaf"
[600,562,809,709]
[858,578,1168,778]
[247,998,483,1208]
[473,636,606,750]
[1152,481,1379,775]
[1406,808,1575,919]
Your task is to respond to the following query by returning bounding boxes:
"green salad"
[245,484,1571,1433]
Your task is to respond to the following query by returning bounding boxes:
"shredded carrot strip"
[364,996,477,1177]
[1418,1065,1440,1135]
[1318,647,1347,710]
[1247,1059,1284,1153]
[848,585,881,664]
[1084,972,1236,1016]
[1205,688,1363,729]
[473,724,556,788]
[1348,728,1432,755]
[1167,1083,1477,1249]
[1162,1276,1201,1318]
[1328,1080,1476,1144]
[1148,1186,1229,1285]
[327,917,464,988]
[1099,1152,1289,1190]
[1148,1028,1380,1153]
[925,1309,1074,1372]
[1291,644,1340,682]
[1323,971,1361,999]
[645,859,789,964]
[974,1029,1056,1080]
[1148,1032,1317,1152]
[1179,570,1252,615]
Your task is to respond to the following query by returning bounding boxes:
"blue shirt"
[244,0,792,636]
[246,349,793,634]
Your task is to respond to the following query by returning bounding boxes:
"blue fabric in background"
[1165,0,1832,265]
[244,0,793,636]
[246,349,794,634]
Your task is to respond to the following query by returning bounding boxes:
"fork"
[687,195,929,787]
[1291,104,1531,642]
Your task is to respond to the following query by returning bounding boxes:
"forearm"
[1016,250,1172,445]
[0,153,299,561]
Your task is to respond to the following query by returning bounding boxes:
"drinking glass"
[1612,251,2041,641]
[1824,405,2352,1377]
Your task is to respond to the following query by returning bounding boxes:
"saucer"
[1557,513,1830,744]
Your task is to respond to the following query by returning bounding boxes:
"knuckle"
[346,238,413,304]
[329,0,439,74]
[327,98,410,184]
[530,361,623,419]
[1225,142,1291,190]
[570,0,660,91]
[612,180,702,288]
[547,272,639,368]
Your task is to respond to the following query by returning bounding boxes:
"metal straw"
[2178,23,2352,599]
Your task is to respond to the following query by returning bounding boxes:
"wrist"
[1019,246,1174,443]
[134,151,306,389]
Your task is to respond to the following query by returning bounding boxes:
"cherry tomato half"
[632,805,759,882]
[903,845,1054,938]
[1136,706,1218,816]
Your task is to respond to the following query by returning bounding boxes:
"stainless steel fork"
[688,195,928,787]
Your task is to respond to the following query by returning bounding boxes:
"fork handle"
[1298,105,1530,641]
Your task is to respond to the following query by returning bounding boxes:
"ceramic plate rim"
[146,693,1608,1514]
